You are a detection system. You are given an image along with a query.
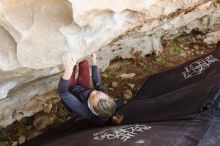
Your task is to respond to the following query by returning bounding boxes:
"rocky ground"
[0,32,217,146]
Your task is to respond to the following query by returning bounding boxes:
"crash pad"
[22,47,220,146]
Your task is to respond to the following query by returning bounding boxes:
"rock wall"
[0,0,220,127]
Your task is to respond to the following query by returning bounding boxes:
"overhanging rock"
[1,0,219,70]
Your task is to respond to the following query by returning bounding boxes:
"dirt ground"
[0,32,217,146]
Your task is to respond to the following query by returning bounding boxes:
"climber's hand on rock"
[61,52,76,71]
[91,53,97,65]
[61,52,76,80]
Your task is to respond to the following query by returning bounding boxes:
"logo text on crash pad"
[182,55,219,79]
[93,124,151,142]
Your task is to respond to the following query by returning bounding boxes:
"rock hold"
[120,73,136,79]
[12,112,23,122]
[43,103,53,114]
[12,141,18,146]
[127,83,135,89]
[111,81,119,88]
[18,136,26,145]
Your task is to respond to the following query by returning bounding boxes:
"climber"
[58,52,123,125]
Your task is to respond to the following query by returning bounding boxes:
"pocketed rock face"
[0,0,220,127]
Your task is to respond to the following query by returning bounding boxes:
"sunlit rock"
[0,26,18,70]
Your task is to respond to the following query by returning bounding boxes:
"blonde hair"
[97,98,116,118]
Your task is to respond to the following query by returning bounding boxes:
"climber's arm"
[60,52,76,80]
[58,78,90,118]
[91,53,107,93]
[57,52,91,118]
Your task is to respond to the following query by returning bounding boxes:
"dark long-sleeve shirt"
[58,65,123,125]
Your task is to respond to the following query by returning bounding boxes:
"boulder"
[0,0,219,127]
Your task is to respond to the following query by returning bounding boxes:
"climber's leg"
[76,60,90,88]
[68,66,76,91]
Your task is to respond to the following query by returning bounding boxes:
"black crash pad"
[22,47,220,146]
[22,110,220,146]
